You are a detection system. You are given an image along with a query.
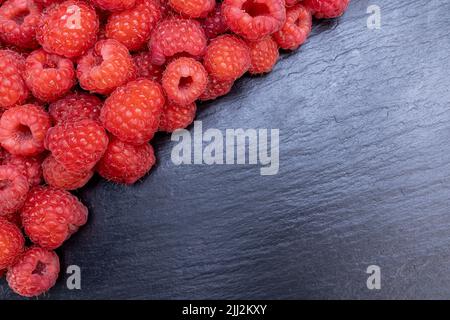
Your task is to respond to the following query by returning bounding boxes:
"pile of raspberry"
[0,0,350,297]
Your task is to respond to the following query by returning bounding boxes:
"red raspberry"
[0,50,29,109]
[199,76,234,101]
[24,49,76,102]
[303,0,349,19]
[45,118,109,172]
[105,0,161,51]
[0,217,24,269]
[133,51,163,82]
[273,3,311,50]
[97,136,155,184]
[36,0,99,58]
[0,104,51,156]
[201,3,228,40]
[203,35,251,81]
[42,155,93,190]
[159,101,196,132]
[149,17,207,65]
[91,0,135,11]
[77,39,136,94]
[248,36,279,74]
[222,0,286,41]
[6,246,60,297]
[169,0,214,18]
[0,165,29,216]
[101,79,165,144]
[2,154,43,186]
[48,92,102,124]
[162,57,207,106]
[0,0,42,49]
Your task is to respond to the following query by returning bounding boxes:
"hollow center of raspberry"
[15,124,32,141]
[32,261,47,276]
[179,76,193,90]
[242,0,271,17]
[12,9,29,25]
[42,60,58,69]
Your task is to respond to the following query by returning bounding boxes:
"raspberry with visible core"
[273,3,312,50]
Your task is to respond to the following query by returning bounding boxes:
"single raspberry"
[96,136,155,184]
[42,155,93,190]
[0,50,29,109]
[24,49,76,102]
[201,3,228,40]
[203,35,251,81]
[273,3,311,50]
[105,0,161,51]
[149,17,207,65]
[0,104,51,156]
[77,39,136,94]
[222,0,286,41]
[159,101,196,132]
[45,118,109,172]
[0,0,42,49]
[199,76,234,101]
[2,153,43,186]
[133,51,163,82]
[6,246,60,297]
[303,0,349,19]
[0,165,29,216]
[169,0,214,18]
[0,217,24,270]
[100,79,165,144]
[48,92,102,124]
[91,0,135,11]
[36,0,99,58]
[247,36,279,74]
[162,57,207,106]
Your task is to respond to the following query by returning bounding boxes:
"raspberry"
[133,51,163,82]
[48,92,102,124]
[159,101,196,132]
[6,246,60,297]
[42,155,93,190]
[24,49,76,102]
[201,3,228,40]
[97,136,155,184]
[91,0,135,11]
[169,0,214,18]
[247,36,279,74]
[162,57,207,105]
[36,0,99,58]
[0,104,51,156]
[0,50,29,109]
[0,0,42,49]
[2,153,43,186]
[0,217,24,269]
[149,17,207,65]
[100,79,165,144]
[45,118,109,172]
[303,0,349,19]
[105,0,161,51]
[203,35,251,81]
[222,0,286,41]
[21,186,88,249]
[77,39,136,94]
[273,3,311,50]
[0,165,29,216]
[199,76,234,101]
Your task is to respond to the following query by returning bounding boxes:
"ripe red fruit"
[105,0,161,51]
[42,155,93,190]
[101,79,165,144]
[0,165,29,216]
[149,17,207,65]
[199,76,234,101]
[36,0,99,58]
[21,186,88,249]
[303,0,349,19]
[222,0,286,41]
[0,50,29,109]
[48,92,102,124]
[24,49,76,102]
[2,153,43,186]
[159,102,196,132]
[0,104,51,156]
[169,0,214,18]
[201,3,228,40]
[0,218,24,269]
[97,136,155,184]
[133,51,163,82]
[6,246,60,297]
[77,39,136,94]
[45,118,109,172]
[203,35,251,81]
[0,0,42,49]
[273,3,312,50]
[162,57,207,106]
[90,0,135,11]
[248,36,279,74]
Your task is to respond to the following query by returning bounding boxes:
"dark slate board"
[2,0,450,300]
